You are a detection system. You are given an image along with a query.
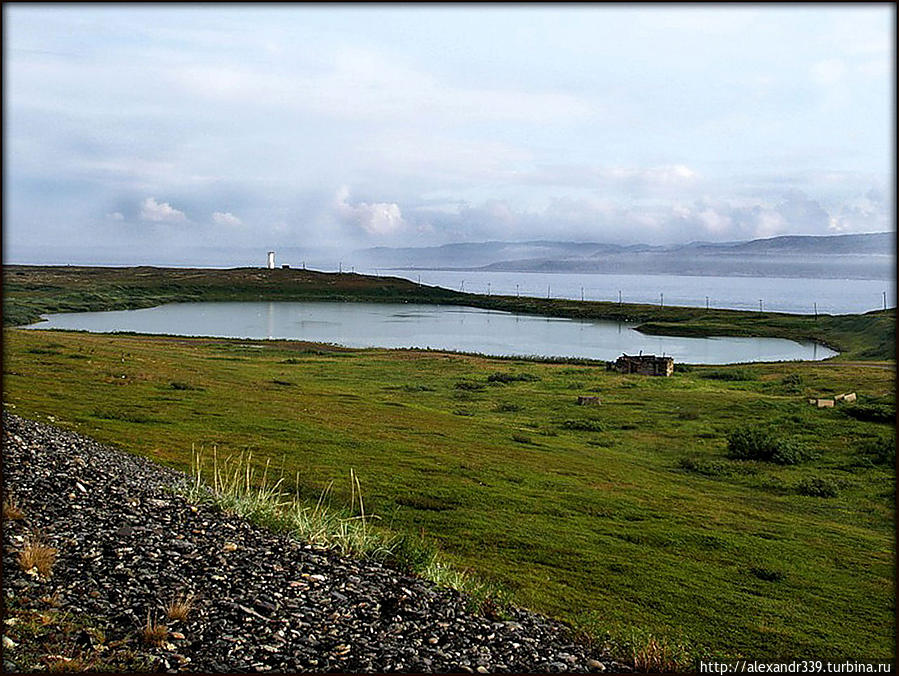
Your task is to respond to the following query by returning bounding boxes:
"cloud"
[212,211,242,227]
[140,197,186,223]
[169,48,593,125]
[106,211,124,221]
[334,186,405,236]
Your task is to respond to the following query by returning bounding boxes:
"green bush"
[494,402,521,413]
[170,381,203,391]
[385,534,437,574]
[726,426,810,465]
[749,566,786,583]
[487,371,541,384]
[867,436,896,465]
[842,404,895,424]
[700,369,756,382]
[512,433,533,444]
[561,419,604,432]
[678,457,758,478]
[454,380,486,391]
[796,476,840,498]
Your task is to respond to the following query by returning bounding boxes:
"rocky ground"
[1,413,629,673]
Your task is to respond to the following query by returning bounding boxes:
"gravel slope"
[1,413,629,673]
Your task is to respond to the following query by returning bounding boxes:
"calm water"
[379,269,894,315]
[26,302,837,364]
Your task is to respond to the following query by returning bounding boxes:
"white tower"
[267,251,275,269]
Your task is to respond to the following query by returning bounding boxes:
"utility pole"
[460,280,465,292]
[660,292,664,308]
[706,296,709,310]
[884,291,888,310]
[759,299,763,313]
[487,282,491,297]
[581,286,584,302]
[547,284,551,299]
[338,261,342,273]
[814,302,818,320]
[618,290,622,305]
[516,283,520,298]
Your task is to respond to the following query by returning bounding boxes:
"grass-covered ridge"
[3,264,894,360]
[3,328,894,659]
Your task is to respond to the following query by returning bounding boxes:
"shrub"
[487,372,541,384]
[700,369,756,381]
[780,374,803,386]
[398,384,435,392]
[511,433,533,444]
[842,404,895,424]
[796,477,839,498]
[385,534,435,574]
[494,402,521,413]
[867,436,896,465]
[673,363,693,374]
[748,566,786,583]
[561,419,604,432]
[169,381,203,391]
[726,426,810,465]
[454,380,486,391]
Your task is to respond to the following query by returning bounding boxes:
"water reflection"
[25,301,838,365]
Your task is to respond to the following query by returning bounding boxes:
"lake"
[25,301,837,364]
[378,269,893,315]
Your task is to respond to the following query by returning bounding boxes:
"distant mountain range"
[356,232,894,280]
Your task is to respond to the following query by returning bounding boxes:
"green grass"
[3,328,895,660]
[3,265,894,360]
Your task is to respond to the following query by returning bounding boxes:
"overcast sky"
[4,5,895,264]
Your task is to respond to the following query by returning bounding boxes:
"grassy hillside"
[3,265,894,360]
[3,328,894,659]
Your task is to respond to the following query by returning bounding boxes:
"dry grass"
[45,657,90,672]
[632,634,689,673]
[18,534,58,578]
[140,611,168,647]
[3,494,25,520]
[164,593,196,622]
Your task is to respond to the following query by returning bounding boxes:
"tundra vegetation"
[2,324,894,660]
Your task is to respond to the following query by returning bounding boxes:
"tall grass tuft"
[180,446,507,608]
[18,532,57,579]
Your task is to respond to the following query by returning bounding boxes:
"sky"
[4,4,895,265]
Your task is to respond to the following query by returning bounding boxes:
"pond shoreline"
[21,300,838,366]
[4,265,893,360]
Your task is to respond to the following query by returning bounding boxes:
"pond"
[24,301,837,364]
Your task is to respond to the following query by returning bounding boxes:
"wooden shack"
[614,354,674,377]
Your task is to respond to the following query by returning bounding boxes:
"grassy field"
[4,265,894,360]
[3,327,894,660]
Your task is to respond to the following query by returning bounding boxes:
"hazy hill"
[356,232,894,280]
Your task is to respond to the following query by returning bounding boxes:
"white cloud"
[106,211,124,221]
[169,48,593,125]
[212,211,242,227]
[140,197,187,223]
[334,186,405,236]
